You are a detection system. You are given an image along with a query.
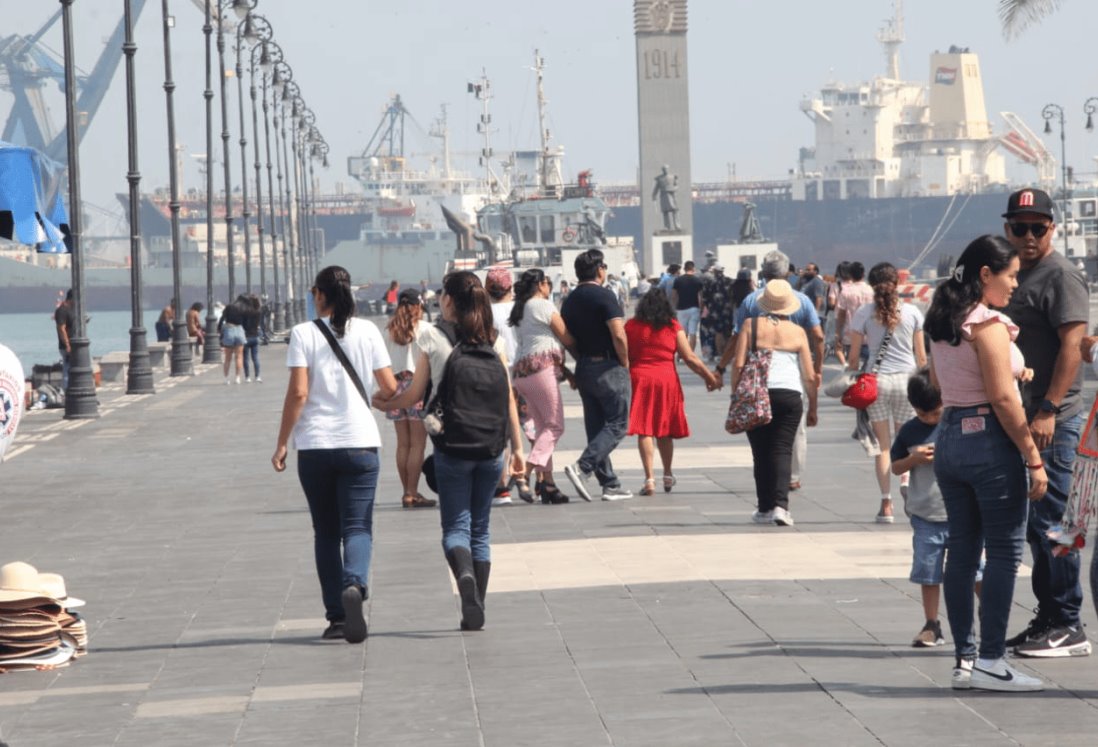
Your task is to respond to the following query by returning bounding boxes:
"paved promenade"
[2,333,1098,746]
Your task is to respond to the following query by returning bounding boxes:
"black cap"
[1002,188,1055,220]
[397,288,423,306]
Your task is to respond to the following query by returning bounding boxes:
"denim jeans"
[434,450,503,562]
[1025,411,1084,627]
[243,336,260,378]
[935,405,1029,660]
[296,448,379,622]
[574,358,630,488]
[59,347,70,390]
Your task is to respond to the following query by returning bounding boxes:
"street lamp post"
[1042,103,1070,256]
[284,85,306,324]
[200,1,220,363]
[246,17,273,309]
[272,61,296,326]
[1085,97,1098,133]
[261,41,286,331]
[162,0,193,376]
[122,0,155,394]
[216,1,252,301]
[235,7,260,294]
[59,0,98,419]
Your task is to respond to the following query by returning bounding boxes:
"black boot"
[473,560,491,607]
[445,547,484,631]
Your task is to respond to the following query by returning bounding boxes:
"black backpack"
[426,322,510,460]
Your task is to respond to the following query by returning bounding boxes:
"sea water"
[0,309,163,374]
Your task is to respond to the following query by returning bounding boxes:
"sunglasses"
[599,263,608,270]
[1008,222,1050,239]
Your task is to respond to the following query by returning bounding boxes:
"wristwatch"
[716,365,726,375]
[1038,399,1063,415]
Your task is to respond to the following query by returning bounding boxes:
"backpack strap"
[750,315,759,353]
[312,319,370,408]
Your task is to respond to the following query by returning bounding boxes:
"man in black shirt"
[999,188,1091,658]
[54,289,75,390]
[672,260,703,354]
[561,249,632,501]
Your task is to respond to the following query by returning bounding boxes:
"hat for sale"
[37,572,85,609]
[0,561,49,603]
[1002,188,1055,220]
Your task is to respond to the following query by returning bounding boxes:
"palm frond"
[999,0,1064,40]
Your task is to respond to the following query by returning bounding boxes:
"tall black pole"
[1042,103,1069,256]
[285,93,305,324]
[123,0,155,395]
[272,83,293,326]
[262,68,284,331]
[201,1,220,363]
[216,4,236,300]
[163,0,193,376]
[249,43,267,303]
[60,0,98,419]
[235,22,253,294]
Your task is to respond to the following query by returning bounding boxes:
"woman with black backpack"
[373,271,525,631]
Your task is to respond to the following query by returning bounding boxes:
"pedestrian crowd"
[266,188,1098,696]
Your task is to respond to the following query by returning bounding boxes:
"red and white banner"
[0,344,25,462]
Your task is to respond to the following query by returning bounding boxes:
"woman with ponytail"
[925,234,1046,692]
[272,265,397,644]
[373,271,525,631]
[386,288,436,509]
[845,262,927,523]
[508,268,577,503]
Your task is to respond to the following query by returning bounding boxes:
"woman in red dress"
[626,288,719,495]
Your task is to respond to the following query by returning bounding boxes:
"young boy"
[890,368,946,647]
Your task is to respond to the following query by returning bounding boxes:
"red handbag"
[841,327,893,410]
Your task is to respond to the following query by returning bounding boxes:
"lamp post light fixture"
[1042,103,1070,256]
[122,0,155,394]
[59,0,99,419]
[261,40,287,331]
[272,60,297,326]
[246,16,273,311]
[162,0,194,376]
[1085,97,1098,132]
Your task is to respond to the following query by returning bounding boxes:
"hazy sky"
[5,0,1098,228]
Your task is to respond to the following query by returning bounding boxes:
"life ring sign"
[561,228,577,243]
[0,344,25,462]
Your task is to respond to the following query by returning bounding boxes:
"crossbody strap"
[750,315,758,353]
[866,326,895,375]
[312,319,370,408]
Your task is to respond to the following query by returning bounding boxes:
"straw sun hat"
[757,279,800,316]
[0,562,49,603]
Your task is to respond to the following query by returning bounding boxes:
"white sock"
[881,493,892,503]
[976,657,1004,671]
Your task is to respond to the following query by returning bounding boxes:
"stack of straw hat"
[0,561,86,673]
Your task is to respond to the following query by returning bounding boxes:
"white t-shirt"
[851,302,924,374]
[416,323,509,394]
[286,318,391,450]
[513,298,561,362]
[491,301,517,364]
[385,319,425,375]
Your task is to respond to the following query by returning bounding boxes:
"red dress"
[625,318,689,438]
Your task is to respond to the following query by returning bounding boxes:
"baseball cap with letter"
[1002,188,1055,220]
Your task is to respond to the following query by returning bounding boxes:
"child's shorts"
[910,515,949,585]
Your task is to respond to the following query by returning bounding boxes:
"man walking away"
[658,264,680,296]
[671,260,703,354]
[562,249,633,502]
[1000,188,1091,658]
[54,289,75,390]
[799,263,827,315]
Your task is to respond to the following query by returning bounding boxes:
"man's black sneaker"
[321,622,345,640]
[1005,613,1048,648]
[1014,625,1092,658]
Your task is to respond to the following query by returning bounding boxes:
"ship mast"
[533,50,562,197]
[468,71,499,194]
[428,104,451,180]
[876,0,904,80]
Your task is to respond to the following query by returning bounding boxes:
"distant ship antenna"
[532,50,562,197]
[428,104,451,180]
[876,0,905,80]
[468,71,499,194]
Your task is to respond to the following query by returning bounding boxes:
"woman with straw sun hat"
[727,279,818,526]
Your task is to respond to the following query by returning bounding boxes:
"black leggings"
[745,389,803,512]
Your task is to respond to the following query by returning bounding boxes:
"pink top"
[931,304,1024,407]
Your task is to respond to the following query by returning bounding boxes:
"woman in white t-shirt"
[272,266,397,644]
[508,268,577,503]
[845,262,927,523]
[385,288,435,509]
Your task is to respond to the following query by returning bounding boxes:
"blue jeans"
[59,347,71,390]
[243,336,260,378]
[574,358,630,488]
[935,405,1029,660]
[296,448,379,622]
[1026,412,1084,627]
[434,450,503,562]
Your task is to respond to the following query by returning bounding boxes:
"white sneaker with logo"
[951,657,973,690]
[970,658,1044,692]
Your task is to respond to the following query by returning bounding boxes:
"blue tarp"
[0,142,69,253]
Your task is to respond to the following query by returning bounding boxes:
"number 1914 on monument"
[643,49,682,80]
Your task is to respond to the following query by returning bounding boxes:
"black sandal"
[512,477,535,504]
[540,483,569,504]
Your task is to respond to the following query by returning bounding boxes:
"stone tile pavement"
[1,339,1097,745]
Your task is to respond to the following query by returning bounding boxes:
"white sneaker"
[751,509,774,524]
[564,462,594,502]
[255,376,262,383]
[772,506,794,526]
[601,486,633,501]
[235,376,241,385]
[951,658,974,690]
[244,377,251,383]
[225,377,231,386]
[970,658,1044,692]
[491,495,513,507]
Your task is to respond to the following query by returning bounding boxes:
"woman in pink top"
[924,234,1047,693]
